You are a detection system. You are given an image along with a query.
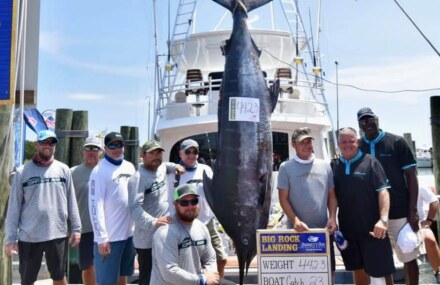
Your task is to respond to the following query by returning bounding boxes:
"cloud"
[68,92,106,101]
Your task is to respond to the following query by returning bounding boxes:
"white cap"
[397,223,420,253]
[83,136,103,149]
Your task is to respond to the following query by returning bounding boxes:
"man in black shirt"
[358,107,420,285]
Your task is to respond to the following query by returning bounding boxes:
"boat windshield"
[169,132,290,170]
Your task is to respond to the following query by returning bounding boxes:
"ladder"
[159,0,197,106]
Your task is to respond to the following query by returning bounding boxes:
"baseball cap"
[104,132,124,146]
[37,130,59,143]
[357,107,376,121]
[141,140,164,153]
[397,223,421,253]
[180,139,199,151]
[83,136,103,148]
[292,127,314,143]
[174,184,199,201]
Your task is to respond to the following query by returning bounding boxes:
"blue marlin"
[203,0,279,284]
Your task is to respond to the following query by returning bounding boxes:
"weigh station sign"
[257,229,332,285]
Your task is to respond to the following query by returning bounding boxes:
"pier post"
[54,109,73,165]
[430,96,440,240]
[69,110,88,167]
[403,133,416,157]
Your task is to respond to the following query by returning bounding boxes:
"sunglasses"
[38,140,57,146]
[84,145,101,151]
[177,198,199,207]
[107,142,124,150]
[184,149,198,155]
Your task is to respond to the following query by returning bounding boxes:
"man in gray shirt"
[5,129,81,285]
[151,184,235,285]
[128,140,184,285]
[277,127,338,274]
[71,136,103,285]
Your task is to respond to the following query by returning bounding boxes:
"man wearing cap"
[89,131,136,285]
[357,107,420,284]
[5,130,81,285]
[333,127,394,285]
[71,136,103,285]
[167,138,228,278]
[277,127,338,277]
[151,184,234,285]
[128,140,185,285]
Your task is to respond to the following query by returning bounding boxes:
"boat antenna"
[152,0,159,140]
[167,0,171,63]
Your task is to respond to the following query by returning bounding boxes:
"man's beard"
[177,207,200,223]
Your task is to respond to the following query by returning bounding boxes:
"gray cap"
[180,139,199,151]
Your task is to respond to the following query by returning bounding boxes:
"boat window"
[168,131,289,171]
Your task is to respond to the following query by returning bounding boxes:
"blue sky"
[36,0,440,148]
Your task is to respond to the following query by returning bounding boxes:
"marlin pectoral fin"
[269,79,280,113]
[202,171,214,210]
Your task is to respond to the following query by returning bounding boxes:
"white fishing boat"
[416,148,433,168]
[152,0,336,168]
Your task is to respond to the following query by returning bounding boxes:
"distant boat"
[416,148,433,168]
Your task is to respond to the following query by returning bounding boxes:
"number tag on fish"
[229,97,260,122]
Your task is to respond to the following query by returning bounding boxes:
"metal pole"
[335,61,339,131]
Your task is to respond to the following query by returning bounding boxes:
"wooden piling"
[54,109,73,165]
[431,96,440,194]
[69,111,88,167]
[403,133,416,157]
[121,126,139,168]
[0,105,13,285]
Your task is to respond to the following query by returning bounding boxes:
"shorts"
[340,234,395,277]
[78,232,94,270]
[94,237,135,285]
[136,248,152,285]
[387,217,421,263]
[206,218,228,260]
[18,237,68,284]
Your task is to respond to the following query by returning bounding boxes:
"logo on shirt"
[144,180,165,195]
[354,171,367,176]
[178,237,207,249]
[23,177,67,188]
[113,173,132,183]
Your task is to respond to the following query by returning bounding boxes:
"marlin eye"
[241,238,249,246]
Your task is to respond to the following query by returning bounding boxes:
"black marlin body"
[203,0,278,284]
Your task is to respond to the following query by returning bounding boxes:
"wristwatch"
[380,216,389,223]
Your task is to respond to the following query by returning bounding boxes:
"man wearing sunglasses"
[71,136,104,285]
[89,132,136,285]
[151,184,234,285]
[357,107,420,285]
[167,139,228,278]
[128,140,185,285]
[5,129,82,285]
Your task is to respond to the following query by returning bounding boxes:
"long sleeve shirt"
[5,160,81,243]
[89,158,135,243]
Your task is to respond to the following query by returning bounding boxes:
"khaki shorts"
[387,217,422,263]
[206,218,228,260]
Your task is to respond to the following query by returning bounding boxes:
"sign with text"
[257,229,331,285]
[228,97,260,122]
[0,0,17,105]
